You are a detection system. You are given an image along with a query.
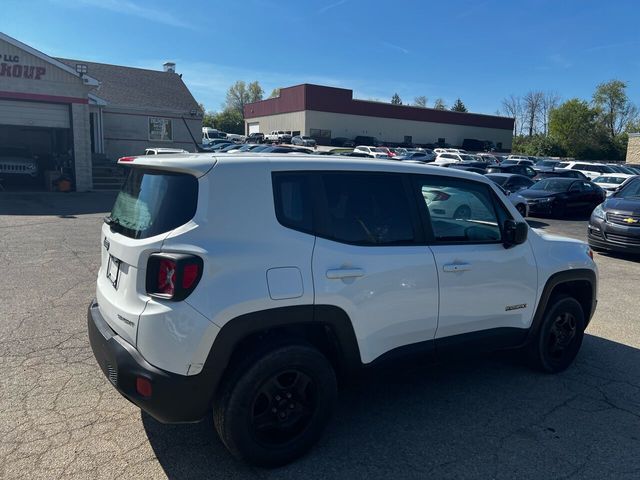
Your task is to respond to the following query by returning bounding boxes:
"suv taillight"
[146,253,203,301]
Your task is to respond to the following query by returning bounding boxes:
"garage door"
[248,122,260,134]
[0,100,70,129]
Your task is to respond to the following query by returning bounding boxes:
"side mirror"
[503,219,528,248]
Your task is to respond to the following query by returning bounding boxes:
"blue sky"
[3,0,640,115]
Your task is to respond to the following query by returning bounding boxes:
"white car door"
[312,172,439,364]
[411,174,538,342]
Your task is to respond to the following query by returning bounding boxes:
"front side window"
[617,179,640,198]
[415,176,503,243]
[319,173,416,245]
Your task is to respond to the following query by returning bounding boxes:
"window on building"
[149,117,173,141]
[310,128,331,139]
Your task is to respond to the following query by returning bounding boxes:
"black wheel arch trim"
[200,304,362,404]
[526,268,597,344]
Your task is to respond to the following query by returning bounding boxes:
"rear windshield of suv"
[108,168,198,239]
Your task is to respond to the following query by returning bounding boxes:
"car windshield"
[501,160,517,165]
[486,175,508,186]
[538,160,559,167]
[529,179,571,192]
[617,179,640,198]
[460,154,475,161]
[594,176,628,184]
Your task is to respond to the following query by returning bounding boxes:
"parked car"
[533,159,562,171]
[433,152,477,165]
[395,152,434,162]
[446,164,486,174]
[519,178,605,217]
[485,173,534,193]
[330,137,356,147]
[0,146,38,177]
[475,153,500,164]
[555,161,615,180]
[353,135,381,146]
[606,164,638,175]
[144,148,189,155]
[532,169,588,181]
[206,142,233,151]
[202,127,225,145]
[353,146,391,158]
[291,136,317,147]
[265,131,293,144]
[492,183,530,217]
[202,138,231,149]
[245,133,264,144]
[226,144,264,153]
[486,164,537,178]
[591,174,636,196]
[589,176,640,254]
[434,148,467,155]
[501,159,535,167]
[91,153,598,467]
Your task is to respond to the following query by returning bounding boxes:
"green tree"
[592,79,639,138]
[269,88,281,98]
[451,98,468,112]
[213,108,244,135]
[512,134,564,157]
[549,99,601,159]
[413,96,427,107]
[199,103,216,128]
[433,98,446,110]
[225,80,264,116]
[391,93,402,105]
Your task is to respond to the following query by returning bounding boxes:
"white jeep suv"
[89,153,598,467]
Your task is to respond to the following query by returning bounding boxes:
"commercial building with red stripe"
[244,84,514,149]
[0,33,201,191]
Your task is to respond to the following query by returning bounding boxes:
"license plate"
[106,255,121,288]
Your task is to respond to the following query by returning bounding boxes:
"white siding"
[248,122,260,134]
[243,111,306,136]
[305,111,513,149]
[0,99,70,128]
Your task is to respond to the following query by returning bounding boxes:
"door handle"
[443,263,472,272]
[326,268,365,279]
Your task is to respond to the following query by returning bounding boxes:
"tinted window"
[272,173,313,233]
[531,179,572,192]
[319,173,416,245]
[415,176,502,243]
[110,169,198,239]
[617,179,640,198]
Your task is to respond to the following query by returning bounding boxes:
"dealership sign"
[0,54,46,80]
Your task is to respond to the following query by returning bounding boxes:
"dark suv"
[588,176,640,254]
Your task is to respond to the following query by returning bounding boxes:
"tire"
[527,295,585,373]
[453,205,471,220]
[213,343,337,467]
[516,203,527,217]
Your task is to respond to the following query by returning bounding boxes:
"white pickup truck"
[264,130,293,144]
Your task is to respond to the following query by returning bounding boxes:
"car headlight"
[592,203,605,220]
[539,197,554,203]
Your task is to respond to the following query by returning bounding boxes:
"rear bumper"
[87,300,213,423]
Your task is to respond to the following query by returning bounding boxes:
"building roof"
[57,58,200,114]
[244,84,514,130]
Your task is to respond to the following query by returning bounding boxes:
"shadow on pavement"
[142,334,640,479]
[0,191,117,216]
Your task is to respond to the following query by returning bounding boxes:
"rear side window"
[109,168,198,239]
[272,173,313,234]
[319,173,416,245]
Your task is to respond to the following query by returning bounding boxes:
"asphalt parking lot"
[1,192,639,480]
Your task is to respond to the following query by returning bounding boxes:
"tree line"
[390,93,468,112]
[500,80,639,160]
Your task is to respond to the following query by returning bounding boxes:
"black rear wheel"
[214,344,337,467]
